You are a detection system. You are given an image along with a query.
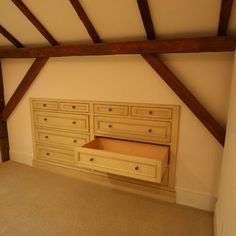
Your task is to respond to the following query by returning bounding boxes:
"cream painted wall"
[215,51,236,236]
[2,53,234,211]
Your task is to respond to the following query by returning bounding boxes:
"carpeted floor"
[0,161,213,236]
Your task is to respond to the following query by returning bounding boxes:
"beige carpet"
[0,161,213,236]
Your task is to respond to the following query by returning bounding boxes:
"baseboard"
[9,151,33,166]
[175,186,217,212]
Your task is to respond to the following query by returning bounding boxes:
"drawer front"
[93,104,128,116]
[59,102,89,113]
[32,100,58,111]
[36,145,74,165]
[35,128,89,147]
[78,152,157,180]
[131,106,172,120]
[34,112,89,132]
[94,116,171,143]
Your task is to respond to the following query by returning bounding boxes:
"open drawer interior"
[75,137,169,183]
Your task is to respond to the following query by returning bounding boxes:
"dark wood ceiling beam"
[142,54,226,145]
[137,0,156,40]
[0,36,235,58]
[218,0,234,36]
[11,0,58,46]
[2,57,49,121]
[69,0,101,43]
[0,25,24,48]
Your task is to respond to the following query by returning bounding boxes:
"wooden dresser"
[31,98,180,202]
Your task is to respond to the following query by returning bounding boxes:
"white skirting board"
[175,186,217,212]
[9,151,33,166]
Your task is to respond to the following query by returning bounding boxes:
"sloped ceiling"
[0,0,235,48]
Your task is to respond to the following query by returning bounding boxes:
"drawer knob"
[44,118,47,121]
[108,108,112,112]
[108,124,112,128]
[90,158,94,162]
[43,104,47,107]
[135,166,139,170]
[149,111,153,115]
[73,140,77,143]
[46,152,50,156]
[45,136,48,139]
[72,121,76,124]
[148,129,152,133]
[72,106,76,109]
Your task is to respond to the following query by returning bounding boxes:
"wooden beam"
[0,25,24,48]
[69,0,101,43]
[0,60,10,161]
[142,54,226,145]
[137,0,156,40]
[2,57,49,121]
[11,0,58,46]
[0,36,235,58]
[218,0,234,36]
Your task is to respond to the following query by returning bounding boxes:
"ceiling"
[0,0,236,48]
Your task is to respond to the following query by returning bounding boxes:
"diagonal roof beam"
[2,57,49,121]
[11,0,58,45]
[69,0,102,43]
[0,25,24,48]
[137,0,225,146]
[218,0,234,36]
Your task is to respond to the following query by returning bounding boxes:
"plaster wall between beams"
[1,53,234,211]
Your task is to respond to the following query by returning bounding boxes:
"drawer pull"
[73,140,77,143]
[149,111,153,115]
[72,106,76,109]
[148,129,152,133]
[72,121,76,124]
[43,104,47,107]
[44,118,47,121]
[90,158,94,162]
[135,166,139,170]
[108,124,112,128]
[45,136,48,139]
[46,152,50,156]
[108,108,112,112]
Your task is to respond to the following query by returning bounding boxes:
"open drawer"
[75,137,169,183]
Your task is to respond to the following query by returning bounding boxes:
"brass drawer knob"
[149,111,153,115]
[72,121,76,124]
[90,158,94,162]
[108,124,112,128]
[148,129,152,133]
[108,108,112,112]
[46,152,50,156]
[43,104,47,107]
[45,136,48,139]
[73,140,77,143]
[135,166,139,170]
[72,106,76,109]
[44,118,47,121]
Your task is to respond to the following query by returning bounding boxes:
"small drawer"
[36,145,74,165]
[35,128,90,147]
[75,137,169,183]
[93,104,128,116]
[32,100,58,111]
[59,102,89,113]
[131,106,172,120]
[34,111,89,133]
[94,116,171,143]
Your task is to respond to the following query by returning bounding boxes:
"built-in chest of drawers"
[31,99,179,202]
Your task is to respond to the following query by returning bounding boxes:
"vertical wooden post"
[0,60,10,161]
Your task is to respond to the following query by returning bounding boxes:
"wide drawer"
[75,137,169,183]
[35,128,89,147]
[94,116,171,143]
[131,106,172,120]
[36,145,74,165]
[59,102,89,113]
[32,100,58,111]
[93,104,128,116]
[33,111,89,132]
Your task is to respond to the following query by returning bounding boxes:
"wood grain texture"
[0,25,24,48]
[2,57,49,121]
[0,36,235,58]
[142,54,225,146]
[137,0,156,40]
[0,60,10,161]
[11,0,58,45]
[218,0,234,35]
[69,0,101,43]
